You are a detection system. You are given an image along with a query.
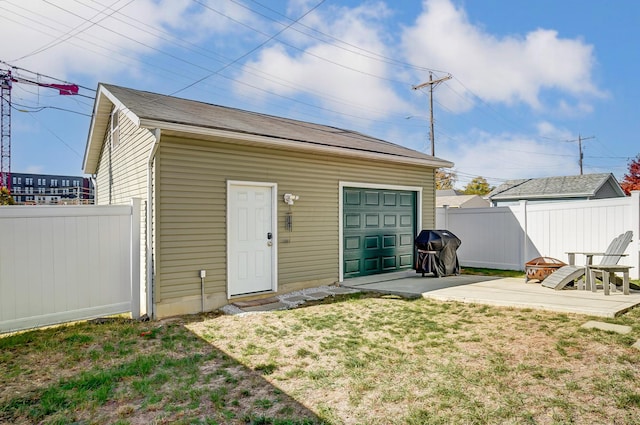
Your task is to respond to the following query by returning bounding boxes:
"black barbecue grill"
[415,230,461,277]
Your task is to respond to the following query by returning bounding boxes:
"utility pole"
[566,134,594,175]
[412,72,451,156]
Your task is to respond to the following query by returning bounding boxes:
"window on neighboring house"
[25,177,33,185]
[12,177,16,185]
[38,187,45,194]
[111,109,120,149]
[51,179,58,187]
[27,187,33,194]
[52,188,58,195]
[17,177,21,184]
[37,178,44,185]
[14,186,21,194]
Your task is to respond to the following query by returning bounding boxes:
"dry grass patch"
[2,292,640,424]
[188,293,640,424]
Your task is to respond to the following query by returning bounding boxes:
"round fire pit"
[525,257,566,283]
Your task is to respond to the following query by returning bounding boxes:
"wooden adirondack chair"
[541,231,633,292]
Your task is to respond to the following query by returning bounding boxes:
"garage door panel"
[364,258,380,272]
[345,236,360,250]
[400,215,413,227]
[364,236,379,249]
[365,192,379,205]
[400,193,413,206]
[343,187,416,278]
[383,235,396,248]
[383,192,397,206]
[382,256,397,270]
[345,259,360,274]
[399,254,413,267]
[384,215,396,227]
[365,214,379,227]
[345,214,360,228]
[400,234,413,246]
[345,190,361,205]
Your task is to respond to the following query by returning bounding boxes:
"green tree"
[620,154,640,195]
[436,169,457,190]
[463,176,493,195]
[0,186,15,205]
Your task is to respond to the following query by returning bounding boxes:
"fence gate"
[0,199,141,334]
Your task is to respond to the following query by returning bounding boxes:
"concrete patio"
[343,270,640,318]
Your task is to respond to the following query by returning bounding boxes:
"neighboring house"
[436,190,490,208]
[82,84,454,318]
[487,173,626,206]
[10,172,94,205]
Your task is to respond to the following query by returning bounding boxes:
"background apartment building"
[10,172,94,205]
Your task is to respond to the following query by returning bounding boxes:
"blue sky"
[1,0,638,189]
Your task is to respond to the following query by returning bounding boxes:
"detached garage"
[83,84,454,318]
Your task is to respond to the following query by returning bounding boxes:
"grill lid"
[415,229,461,251]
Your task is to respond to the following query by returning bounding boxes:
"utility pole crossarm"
[412,74,452,91]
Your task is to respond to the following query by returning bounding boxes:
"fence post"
[518,200,528,269]
[130,198,142,319]
[442,205,449,229]
[631,191,640,280]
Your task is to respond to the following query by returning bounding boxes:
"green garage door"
[343,187,417,278]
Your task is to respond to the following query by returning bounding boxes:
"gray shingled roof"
[92,84,452,167]
[487,173,621,200]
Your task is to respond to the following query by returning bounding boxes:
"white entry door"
[228,182,276,296]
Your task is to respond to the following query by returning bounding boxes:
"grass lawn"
[2,292,640,424]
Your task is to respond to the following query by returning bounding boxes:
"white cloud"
[232,2,411,120]
[0,0,255,81]
[536,121,572,140]
[401,0,602,113]
[440,127,580,187]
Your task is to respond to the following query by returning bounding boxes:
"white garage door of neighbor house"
[228,183,276,296]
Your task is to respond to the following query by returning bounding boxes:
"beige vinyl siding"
[94,109,154,205]
[155,135,435,308]
[93,108,155,314]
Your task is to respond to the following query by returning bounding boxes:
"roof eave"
[492,193,592,200]
[139,118,455,169]
[82,85,142,174]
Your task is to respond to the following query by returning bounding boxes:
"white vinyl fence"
[0,199,141,333]
[436,192,640,279]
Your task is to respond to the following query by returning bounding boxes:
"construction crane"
[0,68,79,190]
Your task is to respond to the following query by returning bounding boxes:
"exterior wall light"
[283,193,299,205]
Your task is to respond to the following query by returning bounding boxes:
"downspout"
[146,128,161,319]
[90,174,97,204]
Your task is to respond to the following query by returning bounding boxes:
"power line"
[14,0,135,62]
[172,0,327,95]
